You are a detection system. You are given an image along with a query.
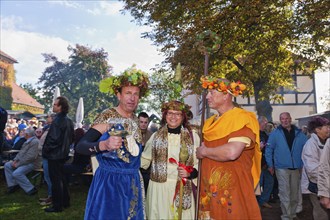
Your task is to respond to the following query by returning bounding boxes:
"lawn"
[0,172,91,220]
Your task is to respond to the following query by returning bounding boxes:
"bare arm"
[196,141,245,162]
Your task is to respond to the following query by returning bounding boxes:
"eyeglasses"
[167,112,182,117]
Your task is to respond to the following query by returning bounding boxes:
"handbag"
[308,181,318,194]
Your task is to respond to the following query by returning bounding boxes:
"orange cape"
[203,107,261,188]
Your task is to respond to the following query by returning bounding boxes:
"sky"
[0,0,165,83]
[1,0,329,113]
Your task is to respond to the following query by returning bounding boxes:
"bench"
[79,171,93,176]
[30,168,44,186]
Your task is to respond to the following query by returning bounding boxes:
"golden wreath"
[161,100,191,114]
[99,66,150,98]
[200,76,246,97]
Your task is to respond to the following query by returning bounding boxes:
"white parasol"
[53,86,61,105]
[75,97,84,128]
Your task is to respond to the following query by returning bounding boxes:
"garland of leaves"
[99,65,150,97]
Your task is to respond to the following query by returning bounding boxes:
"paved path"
[260,195,313,220]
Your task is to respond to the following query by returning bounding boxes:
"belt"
[288,168,297,170]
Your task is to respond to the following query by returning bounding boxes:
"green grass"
[0,172,91,220]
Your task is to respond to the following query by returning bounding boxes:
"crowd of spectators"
[0,112,92,210]
[1,104,329,218]
[257,113,330,220]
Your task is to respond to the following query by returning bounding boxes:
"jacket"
[265,125,307,169]
[318,138,330,198]
[301,133,326,194]
[14,136,39,167]
[42,112,74,160]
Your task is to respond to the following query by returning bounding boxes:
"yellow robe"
[199,107,262,219]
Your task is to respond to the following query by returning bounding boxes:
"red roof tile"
[11,82,44,109]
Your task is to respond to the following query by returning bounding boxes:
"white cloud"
[87,1,123,16]
[0,15,33,30]
[100,1,123,16]
[47,0,81,9]
[1,30,71,85]
[0,27,165,87]
[103,27,165,75]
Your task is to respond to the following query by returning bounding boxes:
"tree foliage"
[38,44,116,124]
[20,83,50,112]
[137,68,183,115]
[122,0,330,118]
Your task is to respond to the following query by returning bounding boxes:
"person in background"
[35,128,43,139]
[141,100,200,219]
[4,120,18,146]
[257,116,274,209]
[11,123,27,150]
[301,116,330,220]
[28,117,38,128]
[138,111,153,194]
[265,122,276,135]
[265,112,307,220]
[76,67,149,220]
[301,125,310,138]
[64,128,90,184]
[4,127,39,195]
[318,138,330,211]
[138,112,152,147]
[0,106,8,164]
[33,128,43,170]
[38,113,55,206]
[43,96,74,213]
[264,121,279,203]
[196,77,262,219]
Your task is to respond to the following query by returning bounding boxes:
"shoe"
[63,203,70,209]
[7,185,20,194]
[262,202,272,208]
[27,187,38,196]
[40,197,52,206]
[45,207,62,213]
[269,198,277,203]
[39,196,51,202]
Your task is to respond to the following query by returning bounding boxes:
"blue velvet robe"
[84,132,145,220]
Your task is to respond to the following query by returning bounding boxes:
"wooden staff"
[195,53,209,219]
[178,178,184,220]
[178,143,189,220]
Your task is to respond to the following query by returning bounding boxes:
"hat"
[99,65,149,98]
[200,76,246,97]
[18,123,27,131]
[161,100,191,114]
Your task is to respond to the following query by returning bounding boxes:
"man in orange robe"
[196,77,262,219]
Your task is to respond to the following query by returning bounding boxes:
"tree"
[20,83,51,113]
[122,0,329,120]
[38,44,116,124]
[137,62,185,116]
